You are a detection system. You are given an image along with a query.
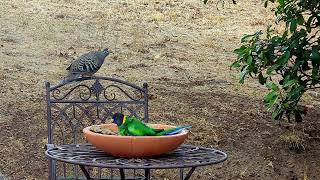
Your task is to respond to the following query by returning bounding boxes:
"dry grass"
[1,0,320,179]
[279,131,306,151]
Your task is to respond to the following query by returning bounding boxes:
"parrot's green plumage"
[112,113,191,136]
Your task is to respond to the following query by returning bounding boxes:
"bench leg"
[79,165,92,180]
[120,168,125,180]
[49,159,57,180]
[183,167,196,180]
[180,168,183,180]
[144,169,150,180]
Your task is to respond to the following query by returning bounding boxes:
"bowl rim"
[83,123,189,139]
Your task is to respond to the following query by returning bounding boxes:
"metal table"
[45,144,227,180]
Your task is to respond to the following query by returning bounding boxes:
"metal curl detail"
[52,85,92,101]
[103,84,143,101]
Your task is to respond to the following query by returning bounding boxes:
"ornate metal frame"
[46,144,228,169]
[45,76,149,179]
[46,144,228,180]
[45,76,228,180]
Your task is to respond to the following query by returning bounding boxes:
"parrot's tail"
[162,125,192,135]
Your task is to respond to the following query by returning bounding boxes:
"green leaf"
[311,66,319,85]
[282,74,291,84]
[290,19,298,32]
[283,79,297,88]
[266,25,273,39]
[258,52,264,59]
[239,66,248,84]
[266,82,279,91]
[264,91,279,111]
[234,46,246,56]
[283,102,289,108]
[278,0,284,7]
[267,64,280,75]
[297,14,304,25]
[258,73,266,85]
[230,61,241,68]
[204,0,208,4]
[282,29,288,38]
[272,105,284,120]
[241,34,254,43]
[311,46,320,66]
[287,86,304,101]
[276,51,290,65]
[247,56,253,65]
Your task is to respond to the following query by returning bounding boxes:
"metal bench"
[45,76,149,179]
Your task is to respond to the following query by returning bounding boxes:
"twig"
[299,67,312,78]
[307,86,320,90]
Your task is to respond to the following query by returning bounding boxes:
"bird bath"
[83,124,189,158]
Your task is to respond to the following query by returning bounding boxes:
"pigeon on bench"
[62,48,109,83]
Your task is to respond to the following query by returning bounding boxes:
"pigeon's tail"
[59,74,81,84]
[160,125,192,136]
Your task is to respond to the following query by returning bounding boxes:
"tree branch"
[307,86,320,90]
[299,67,312,78]
[307,29,320,41]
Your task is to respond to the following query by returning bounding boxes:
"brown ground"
[1,0,320,179]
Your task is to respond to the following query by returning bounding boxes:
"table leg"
[180,168,184,180]
[50,159,57,180]
[184,167,196,180]
[120,168,125,180]
[144,169,150,180]
[79,165,91,180]
[133,169,136,178]
[110,168,114,178]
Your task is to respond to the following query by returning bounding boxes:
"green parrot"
[111,113,191,136]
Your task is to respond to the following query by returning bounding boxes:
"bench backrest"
[45,76,149,145]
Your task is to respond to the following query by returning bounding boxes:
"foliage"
[231,0,320,122]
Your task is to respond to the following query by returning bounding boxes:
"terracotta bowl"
[83,123,189,158]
